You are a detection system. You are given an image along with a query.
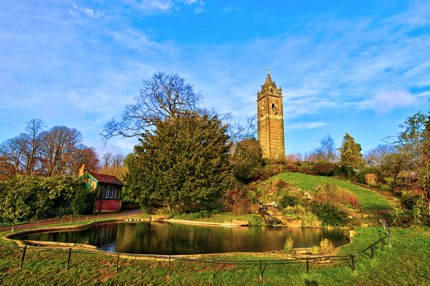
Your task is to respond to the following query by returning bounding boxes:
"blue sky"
[1,0,429,156]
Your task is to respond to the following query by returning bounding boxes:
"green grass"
[273,172,394,211]
[0,227,429,285]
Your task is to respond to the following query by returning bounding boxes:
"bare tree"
[309,135,338,162]
[23,119,44,175]
[101,152,113,167]
[364,144,396,166]
[40,126,83,176]
[102,72,202,141]
[0,135,27,176]
[111,154,125,167]
[71,145,100,174]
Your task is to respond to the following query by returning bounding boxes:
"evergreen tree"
[231,138,264,183]
[338,133,365,178]
[125,112,231,212]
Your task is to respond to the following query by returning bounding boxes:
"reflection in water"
[18,222,349,255]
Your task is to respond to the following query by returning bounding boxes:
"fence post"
[116,253,120,272]
[387,226,391,247]
[69,216,72,223]
[66,248,72,270]
[20,245,27,269]
[306,258,310,273]
[370,244,375,259]
[168,255,171,278]
[351,254,355,272]
[259,260,263,283]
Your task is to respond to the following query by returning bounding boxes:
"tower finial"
[267,68,270,75]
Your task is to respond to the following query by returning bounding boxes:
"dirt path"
[0,209,143,233]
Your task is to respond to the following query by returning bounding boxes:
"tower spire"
[264,68,273,86]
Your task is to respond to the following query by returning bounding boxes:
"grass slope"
[272,172,394,211]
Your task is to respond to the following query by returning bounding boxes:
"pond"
[16,222,349,255]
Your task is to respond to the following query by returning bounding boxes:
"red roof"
[89,172,124,186]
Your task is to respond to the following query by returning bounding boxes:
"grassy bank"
[272,172,394,211]
[1,227,429,285]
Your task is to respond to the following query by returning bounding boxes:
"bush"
[283,237,295,254]
[247,215,265,226]
[285,164,298,172]
[283,205,320,226]
[311,245,319,255]
[389,207,413,227]
[298,162,317,175]
[279,195,299,208]
[356,167,378,184]
[312,161,337,176]
[0,175,77,223]
[72,190,96,215]
[310,202,348,226]
[379,184,392,192]
[413,197,430,226]
[314,184,360,209]
[254,164,286,181]
[401,193,421,210]
[223,188,251,215]
[318,238,335,254]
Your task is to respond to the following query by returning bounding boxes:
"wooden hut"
[78,165,123,213]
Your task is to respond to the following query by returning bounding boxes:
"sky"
[1,0,430,157]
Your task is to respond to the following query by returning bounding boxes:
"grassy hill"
[269,172,394,211]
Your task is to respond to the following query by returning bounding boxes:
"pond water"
[17,222,349,255]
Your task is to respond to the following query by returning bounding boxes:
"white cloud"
[361,90,418,114]
[125,0,174,14]
[69,4,103,18]
[285,122,327,131]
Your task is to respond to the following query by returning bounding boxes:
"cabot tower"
[257,70,285,159]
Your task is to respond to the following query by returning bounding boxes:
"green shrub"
[310,202,348,226]
[72,190,96,215]
[283,237,295,254]
[312,161,337,176]
[247,215,264,226]
[380,184,392,192]
[318,238,335,254]
[283,205,320,226]
[356,167,378,184]
[298,162,317,175]
[311,245,319,255]
[390,206,413,227]
[401,193,421,210]
[413,197,430,226]
[279,194,299,208]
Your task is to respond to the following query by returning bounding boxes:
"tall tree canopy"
[126,112,231,212]
[231,138,264,183]
[102,72,202,141]
[0,119,98,178]
[339,133,365,177]
[395,111,430,198]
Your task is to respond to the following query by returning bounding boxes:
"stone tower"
[257,70,285,159]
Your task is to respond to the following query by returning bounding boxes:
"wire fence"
[3,228,391,283]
